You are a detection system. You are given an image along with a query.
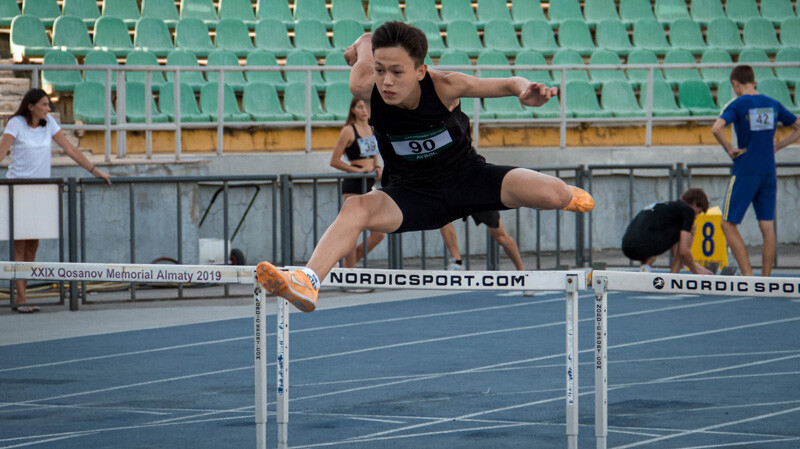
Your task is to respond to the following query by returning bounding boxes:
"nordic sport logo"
[653,277,665,290]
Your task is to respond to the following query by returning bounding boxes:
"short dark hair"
[730,65,755,85]
[371,21,428,67]
[12,88,49,127]
[680,188,709,213]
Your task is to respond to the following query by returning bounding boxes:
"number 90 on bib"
[389,127,454,161]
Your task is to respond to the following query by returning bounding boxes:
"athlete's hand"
[726,147,745,160]
[519,83,558,107]
[696,266,714,275]
[374,166,382,180]
[344,33,373,66]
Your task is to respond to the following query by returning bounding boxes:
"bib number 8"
[409,139,436,154]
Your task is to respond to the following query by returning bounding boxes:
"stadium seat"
[331,0,367,23]
[700,48,733,87]
[324,81,353,120]
[619,0,655,27]
[678,79,719,115]
[294,0,331,24]
[438,49,472,75]
[134,17,175,56]
[460,97,494,119]
[256,0,293,26]
[602,80,644,116]
[780,17,800,47]
[245,49,285,89]
[52,15,94,57]
[757,78,800,113]
[284,82,334,120]
[165,50,206,91]
[511,0,546,27]
[589,49,628,85]
[42,50,82,93]
[101,0,140,28]
[445,20,484,57]
[725,0,760,26]
[485,95,534,119]
[514,49,555,86]
[215,18,254,56]
[332,19,365,50]
[285,49,325,86]
[218,0,256,27]
[742,17,781,53]
[21,0,59,27]
[595,19,634,55]
[254,18,294,57]
[206,49,247,91]
[175,18,215,57]
[738,48,777,81]
[476,50,512,78]
[440,0,476,24]
[0,0,21,27]
[405,0,443,27]
[323,49,349,86]
[83,49,119,90]
[158,81,211,121]
[663,49,702,86]
[717,80,734,107]
[775,47,800,87]
[141,0,179,28]
[483,19,521,56]
[642,79,689,116]
[583,0,620,28]
[294,19,333,57]
[654,0,690,25]
[242,81,293,121]
[124,81,169,122]
[632,19,670,55]
[548,0,584,26]
[200,82,250,121]
[668,18,707,54]
[477,0,513,26]
[125,50,166,88]
[565,80,613,117]
[520,20,559,56]
[761,0,797,26]
[179,0,218,23]
[415,19,445,57]
[705,17,744,54]
[367,0,404,26]
[94,17,135,56]
[558,19,596,55]
[692,0,724,27]
[626,49,665,88]
[63,0,101,26]
[551,50,593,86]
[74,81,117,123]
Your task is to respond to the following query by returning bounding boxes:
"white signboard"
[0,184,60,240]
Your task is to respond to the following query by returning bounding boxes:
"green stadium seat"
[440,0,475,25]
[445,20,484,57]
[743,17,781,53]
[626,49,665,88]
[643,79,689,116]
[200,82,250,121]
[780,17,800,47]
[757,78,800,113]
[595,19,634,55]
[285,49,325,87]
[738,48,777,81]
[511,0,546,27]
[477,0,513,26]
[619,0,655,27]
[141,0,179,28]
[324,81,353,120]
[0,0,21,27]
[717,80,734,108]
[405,0,443,27]
[690,0,724,27]
[245,49,285,88]
[42,50,82,93]
[242,81,293,121]
[254,18,293,57]
[484,95,534,119]
[460,97,494,120]
[284,82,334,120]
[101,0,141,28]
[179,0,218,23]
[215,18,254,56]
[700,48,733,87]
[548,0,584,26]
[206,49,247,91]
[775,47,800,87]
[159,81,211,121]
[124,81,169,122]
[565,80,613,117]
[125,50,166,88]
[584,0,620,28]
[52,15,94,57]
[165,49,206,91]
[601,79,644,116]
[62,0,101,26]
[438,49,472,74]
[761,0,797,26]
[527,96,563,118]
[520,19,559,56]
[514,49,554,86]
[134,17,175,56]
[589,49,627,85]
[483,19,521,56]
[218,0,256,27]
[558,19,596,55]
[294,19,333,57]
[256,0,293,26]
[93,17,135,56]
[368,0,404,26]
[476,50,512,78]
[21,0,59,27]
[678,79,719,115]
[668,18,707,55]
[294,0,331,24]
[331,0,367,24]
[706,17,744,53]
[632,19,670,55]
[332,19,365,50]
[415,19,445,57]
[725,0,760,26]
[551,50,593,86]
[83,49,119,90]
[323,49,349,86]
[175,18,215,57]
[654,0,690,25]
[663,49,702,86]
[74,81,117,123]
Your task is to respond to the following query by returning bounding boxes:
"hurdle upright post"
[593,275,608,449]
[276,298,290,449]
[565,273,579,449]
[254,274,267,449]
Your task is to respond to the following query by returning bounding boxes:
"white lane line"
[655,354,800,382]
[671,436,800,449]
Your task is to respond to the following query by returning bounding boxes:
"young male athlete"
[257,22,594,312]
[621,188,713,274]
[711,65,800,277]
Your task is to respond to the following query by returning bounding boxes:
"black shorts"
[621,227,680,262]
[466,210,501,228]
[341,178,375,195]
[380,161,515,233]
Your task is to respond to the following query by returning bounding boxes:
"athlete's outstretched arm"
[345,33,374,102]
[431,71,557,108]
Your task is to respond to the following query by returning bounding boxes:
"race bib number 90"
[749,108,775,131]
[389,127,454,161]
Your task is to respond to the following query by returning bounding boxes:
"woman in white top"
[0,89,111,313]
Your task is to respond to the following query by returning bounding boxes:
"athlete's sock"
[300,267,321,291]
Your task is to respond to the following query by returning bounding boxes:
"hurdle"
[590,270,800,449]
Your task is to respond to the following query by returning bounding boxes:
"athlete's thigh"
[723,175,759,224]
[356,189,404,233]
[751,175,777,221]
[500,167,570,209]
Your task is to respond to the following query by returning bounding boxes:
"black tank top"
[343,124,379,161]
[369,72,483,186]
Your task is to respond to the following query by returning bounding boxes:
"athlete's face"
[352,100,368,121]
[28,96,51,122]
[373,46,426,109]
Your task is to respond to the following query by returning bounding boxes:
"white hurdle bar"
[591,270,800,449]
